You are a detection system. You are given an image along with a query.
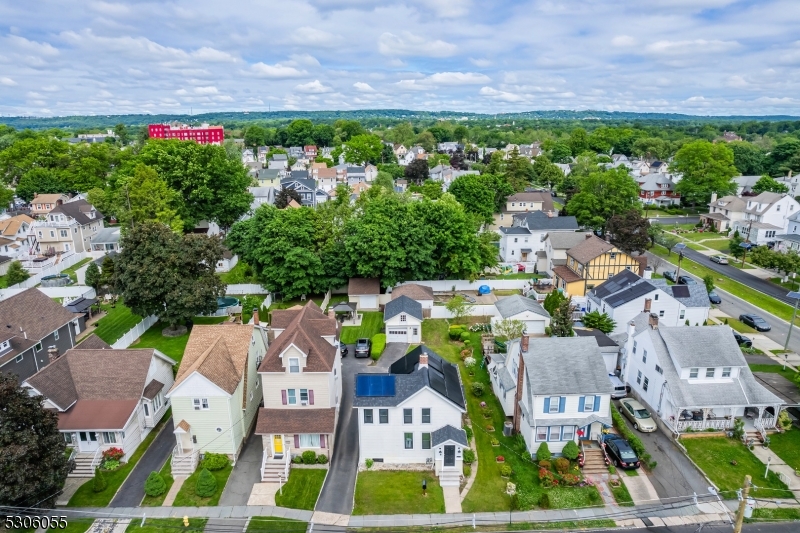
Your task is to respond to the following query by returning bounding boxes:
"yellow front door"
[273,435,283,455]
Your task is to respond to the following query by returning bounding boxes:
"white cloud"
[194,86,218,94]
[353,82,376,92]
[5,35,60,56]
[0,77,17,86]
[426,72,491,85]
[288,54,321,67]
[378,32,457,57]
[295,80,333,93]
[478,86,525,102]
[611,35,636,47]
[645,39,739,56]
[469,58,492,67]
[293,27,340,46]
[249,62,307,78]
[89,2,130,16]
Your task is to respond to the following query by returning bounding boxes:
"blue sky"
[1,0,799,116]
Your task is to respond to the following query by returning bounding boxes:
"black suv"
[677,275,696,285]
[355,338,372,358]
[733,332,752,348]
[739,314,771,332]
[602,434,640,470]
[340,342,348,357]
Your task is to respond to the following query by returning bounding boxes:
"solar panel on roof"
[428,355,443,372]
[429,371,446,397]
[672,285,690,298]
[356,375,396,397]
[443,366,464,407]
[605,282,654,308]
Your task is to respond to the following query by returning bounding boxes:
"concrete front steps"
[261,462,287,483]
[70,453,96,478]
[582,447,609,475]
[438,470,461,487]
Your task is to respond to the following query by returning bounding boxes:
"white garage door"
[360,295,378,309]
[525,320,546,335]
[387,328,407,343]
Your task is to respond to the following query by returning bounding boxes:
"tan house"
[552,235,644,297]
[348,278,381,310]
[32,199,103,254]
[166,323,268,474]
[30,194,70,217]
[701,194,746,232]
[492,191,556,229]
[0,214,35,257]
[256,301,342,481]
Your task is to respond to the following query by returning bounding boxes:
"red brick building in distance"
[148,123,224,145]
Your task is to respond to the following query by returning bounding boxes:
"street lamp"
[673,243,687,281]
[784,291,800,352]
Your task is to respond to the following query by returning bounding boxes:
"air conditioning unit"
[301,401,308,406]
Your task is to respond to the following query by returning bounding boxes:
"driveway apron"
[218,431,263,506]
[110,418,174,507]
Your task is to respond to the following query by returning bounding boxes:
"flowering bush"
[561,473,581,486]
[506,482,516,495]
[464,357,476,368]
[539,467,559,488]
[102,447,124,462]
[469,323,491,332]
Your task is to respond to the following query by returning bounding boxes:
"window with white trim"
[300,434,321,448]
[404,433,413,449]
[289,357,300,373]
[642,350,647,364]
[562,426,575,441]
[287,389,297,405]
[400,314,406,322]
[54,330,59,341]
[583,396,595,412]
[655,365,663,375]
[643,377,649,391]
[636,371,642,384]
[364,409,373,423]
[193,398,209,410]
[536,427,548,441]
[300,389,309,403]
[722,367,731,378]
[404,408,412,424]
[548,397,560,413]
[548,426,561,441]
[689,368,699,378]
[706,368,715,378]
[422,408,431,423]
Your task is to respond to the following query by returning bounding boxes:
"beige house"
[701,194,746,232]
[32,199,103,254]
[491,191,556,229]
[0,214,35,257]
[256,301,342,481]
[166,322,268,474]
[348,278,381,310]
[30,193,70,218]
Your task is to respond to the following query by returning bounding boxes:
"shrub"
[539,467,558,488]
[365,458,374,469]
[538,493,551,509]
[611,408,654,467]
[485,425,495,432]
[778,411,792,431]
[500,465,512,477]
[292,456,303,464]
[554,457,570,474]
[464,356,476,368]
[464,340,471,346]
[302,450,317,465]
[102,460,120,471]
[200,452,229,471]
[459,331,470,341]
[481,406,494,418]
[317,454,329,465]
[371,333,386,360]
[102,447,124,462]
[93,467,107,493]
[449,326,464,340]
[538,460,551,470]
[144,471,167,497]
[562,440,580,460]
[463,465,472,478]
[491,437,500,446]
[464,426,473,442]
[536,442,551,462]
[195,468,217,498]
[561,473,581,486]
[471,382,485,396]
[462,449,476,464]
[732,417,745,441]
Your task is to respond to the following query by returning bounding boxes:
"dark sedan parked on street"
[355,338,372,358]
[677,275,696,285]
[708,290,722,304]
[739,314,771,332]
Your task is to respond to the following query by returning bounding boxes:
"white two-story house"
[166,322,268,474]
[701,194,746,232]
[256,301,342,481]
[497,211,579,264]
[355,346,467,486]
[619,314,783,435]
[775,211,800,252]
[732,192,800,244]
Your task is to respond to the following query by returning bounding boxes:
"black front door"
[444,445,455,467]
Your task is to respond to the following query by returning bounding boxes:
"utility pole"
[733,475,751,533]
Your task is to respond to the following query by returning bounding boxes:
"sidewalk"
[749,445,800,499]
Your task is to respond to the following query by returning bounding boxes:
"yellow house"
[552,235,644,297]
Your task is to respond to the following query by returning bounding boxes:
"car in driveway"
[340,342,349,357]
[677,275,696,285]
[355,338,372,358]
[708,290,722,304]
[664,270,677,282]
[602,434,641,470]
[733,331,752,348]
[619,398,657,432]
[739,313,771,331]
[710,255,729,264]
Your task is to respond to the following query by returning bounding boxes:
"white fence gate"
[111,314,158,349]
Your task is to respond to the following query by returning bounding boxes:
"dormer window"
[722,367,731,377]
[706,368,715,378]
[289,357,300,373]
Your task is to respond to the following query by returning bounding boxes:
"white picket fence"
[111,314,158,349]
[320,289,331,311]
[9,252,92,290]
[226,283,270,294]
[0,285,96,302]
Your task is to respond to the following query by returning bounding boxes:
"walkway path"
[442,486,461,513]
[110,418,174,507]
[750,444,800,499]
[161,476,185,506]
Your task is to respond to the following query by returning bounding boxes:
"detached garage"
[384,296,423,344]
[348,278,381,311]
[492,294,551,335]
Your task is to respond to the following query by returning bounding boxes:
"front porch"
[669,405,780,435]
[171,420,198,475]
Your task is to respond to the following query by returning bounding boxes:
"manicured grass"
[130,317,228,362]
[686,242,705,251]
[126,518,208,532]
[611,480,634,507]
[92,299,143,344]
[673,230,721,242]
[218,260,259,284]
[0,274,8,288]
[770,277,800,292]
[274,468,327,510]
[493,289,521,296]
[727,319,756,334]
[171,463,233,507]
[353,471,445,515]
[651,244,800,324]
[749,364,799,386]
[766,429,800,472]
[61,257,93,283]
[702,239,733,253]
[68,409,172,507]
[326,294,349,310]
[246,518,308,532]
[423,319,603,512]
[355,520,616,533]
[340,311,384,343]
[141,458,174,507]
[682,437,788,499]
[751,507,800,520]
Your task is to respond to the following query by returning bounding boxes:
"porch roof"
[432,425,468,447]
[58,399,138,430]
[531,413,612,428]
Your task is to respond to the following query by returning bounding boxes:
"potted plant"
[496,455,505,463]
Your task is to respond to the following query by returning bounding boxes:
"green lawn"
[274,468,327,510]
[682,437,788,498]
[268,294,327,312]
[171,463,233,506]
[611,480,634,507]
[750,507,800,520]
[126,518,208,532]
[651,244,800,324]
[353,520,616,533]
[766,429,800,472]
[353,471,445,515]
[423,319,602,512]
[702,239,733,253]
[68,409,172,507]
[141,458,174,507]
[129,317,228,363]
[727,319,756,334]
[748,364,799,390]
[92,299,143,344]
[218,260,260,284]
[340,311,385,344]
[61,257,92,283]
[770,277,800,292]
[246,518,308,532]
[673,230,721,242]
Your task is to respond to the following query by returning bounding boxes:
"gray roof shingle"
[513,211,579,231]
[431,424,468,446]
[520,337,613,396]
[384,295,423,321]
[495,295,550,319]
[649,279,711,309]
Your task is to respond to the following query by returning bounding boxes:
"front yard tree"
[115,164,184,233]
[703,274,715,294]
[543,290,567,316]
[0,373,71,507]
[606,209,651,255]
[566,167,640,234]
[404,158,430,185]
[115,222,226,331]
[492,319,526,340]
[581,311,616,334]
[6,260,30,285]
[673,140,738,206]
[550,296,574,337]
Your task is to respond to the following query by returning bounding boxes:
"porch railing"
[755,416,776,441]
[260,448,269,482]
[171,445,199,472]
[676,418,734,432]
[283,446,291,482]
[90,447,103,471]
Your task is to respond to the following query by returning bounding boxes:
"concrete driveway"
[218,432,263,506]
[315,342,408,514]
[613,402,711,502]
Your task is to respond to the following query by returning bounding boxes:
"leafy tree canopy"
[606,209,651,255]
[673,140,738,206]
[752,175,789,194]
[343,134,383,165]
[566,167,641,233]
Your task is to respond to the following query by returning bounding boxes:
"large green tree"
[448,173,497,224]
[244,125,267,148]
[286,119,315,146]
[0,373,71,508]
[673,140,738,206]
[752,175,789,194]
[99,164,184,233]
[566,167,641,233]
[729,141,766,176]
[343,134,383,165]
[114,222,226,329]
[606,209,651,254]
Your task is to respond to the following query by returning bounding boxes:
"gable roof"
[0,288,81,341]
[431,424,468,446]
[171,324,255,396]
[349,278,380,295]
[260,301,337,373]
[32,194,68,206]
[574,328,618,348]
[380,345,465,409]
[384,295,423,321]
[546,232,590,251]
[521,337,613,396]
[49,199,103,226]
[507,192,555,212]
[745,192,785,214]
[391,283,434,302]
[658,325,746,368]
[77,334,112,350]
[649,279,711,309]
[513,211,579,231]
[0,215,34,237]
[567,235,616,264]
[708,195,746,212]
[591,269,644,299]
[494,294,549,319]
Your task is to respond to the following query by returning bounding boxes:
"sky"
[2,0,800,117]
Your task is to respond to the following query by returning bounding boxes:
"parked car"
[710,255,729,264]
[602,434,641,470]
[739,314,771,332]
[733,331,752,348]
[677,275,696,285]
[608,374,627,399]
[708,290,722,304]
[619,398,657,432]
[340,342,349,357]
[664,270,678,282]
[355,338,372,358]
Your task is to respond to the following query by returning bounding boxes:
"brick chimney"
[47,346,59,363]
[419,352,429,368]
[521,333,529,353]
[649,313,659,330]
[643,298,652,312]
[252,308,259,325]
